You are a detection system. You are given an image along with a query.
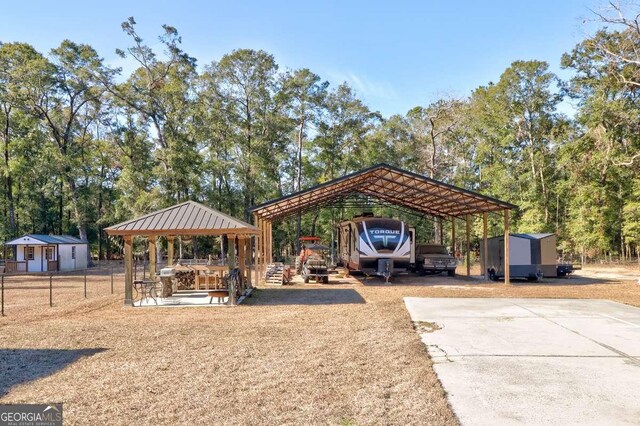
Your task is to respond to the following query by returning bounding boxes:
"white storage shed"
[3,234,88,273]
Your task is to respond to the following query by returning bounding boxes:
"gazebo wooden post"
[466,214,471,277]
[504,209,510,285]
[246,236,253,288]
[238,235,246,290]
[167,236,175,266]
[257,217,263,282]
[148,235,157,279]
[438,219,444,245]
[253,235,260,286]
[483,212,489,280]
[227,233,237,305]
[124,235,133,306]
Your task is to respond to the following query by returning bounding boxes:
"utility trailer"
[302,257,329,283]
[484,233,572,281]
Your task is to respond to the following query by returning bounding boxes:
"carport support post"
[267,221,273,264]
[466,214,471,277]
[451,218,456,259]
[148,236,157,279]
[124,235,133,306]
[483,212,489,280]
[504,209,510,285]
[263,219,269,266]
[255,233,261,285]
[256,217,263,282]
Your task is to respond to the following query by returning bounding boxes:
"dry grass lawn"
[0,263,639,425]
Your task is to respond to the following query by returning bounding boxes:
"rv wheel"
[488,269,497,281]
[303,276,309,283]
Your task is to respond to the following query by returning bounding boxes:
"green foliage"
[2,6,640,261]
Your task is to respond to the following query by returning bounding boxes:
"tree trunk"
[58,179,63,235]
[2,105,16,237]
[65,176,92,266]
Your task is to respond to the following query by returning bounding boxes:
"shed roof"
[104,201,259,236]
[512,233,555,240]
[5,234,87,245]
[250,163,517,221]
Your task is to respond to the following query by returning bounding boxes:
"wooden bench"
[207,290,228,304]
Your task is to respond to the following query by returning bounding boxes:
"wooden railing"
[5,261,26,273]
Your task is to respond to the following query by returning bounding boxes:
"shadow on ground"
[247,288,366,306]
[355,273,612,287]
[0,348,106,397]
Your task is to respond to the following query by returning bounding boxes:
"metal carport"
[249,163,517,283]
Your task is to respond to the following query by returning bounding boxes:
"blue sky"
[1,0,602,117]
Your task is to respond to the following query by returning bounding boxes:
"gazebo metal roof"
[105,201,259,236]
[250,163,516,221]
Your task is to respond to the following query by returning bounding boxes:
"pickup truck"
[415,244,457,277]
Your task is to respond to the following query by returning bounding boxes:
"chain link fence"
[0,260,159,317]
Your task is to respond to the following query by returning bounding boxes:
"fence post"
[49,274,53,307]
[1,274,4,316]
[84,269,87,298]
[111,264,114,294]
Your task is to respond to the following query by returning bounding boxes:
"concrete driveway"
[404,298,640,425]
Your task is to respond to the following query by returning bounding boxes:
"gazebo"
[105,201,260,306]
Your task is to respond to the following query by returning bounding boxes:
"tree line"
[1,5,639,261]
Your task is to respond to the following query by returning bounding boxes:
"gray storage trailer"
[484,233,565,280]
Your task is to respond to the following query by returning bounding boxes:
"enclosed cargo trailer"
[484,233,560,280]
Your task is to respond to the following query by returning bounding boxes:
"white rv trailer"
[338,215,415,278]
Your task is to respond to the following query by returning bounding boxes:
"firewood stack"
[175,270,195,290]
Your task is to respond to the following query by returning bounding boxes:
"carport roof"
[250,163,516,221]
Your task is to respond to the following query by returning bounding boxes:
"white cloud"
[326,70,397,99]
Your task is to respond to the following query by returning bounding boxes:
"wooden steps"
[265,262,285,285]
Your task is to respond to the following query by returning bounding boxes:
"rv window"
[71,246,76,260]
[26,246,34,260]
